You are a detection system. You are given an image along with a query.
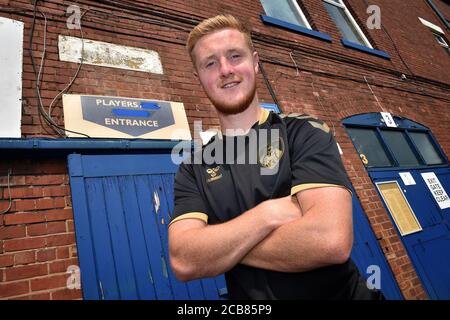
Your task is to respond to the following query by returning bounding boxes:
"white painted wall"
[0,17,24,138]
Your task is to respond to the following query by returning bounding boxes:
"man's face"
[192,28,259,115]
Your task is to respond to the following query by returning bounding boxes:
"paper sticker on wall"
[421,172,450,210]
[399,172,416,186]
[63,94,191,140]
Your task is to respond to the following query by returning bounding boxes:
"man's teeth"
[223,82,238,88]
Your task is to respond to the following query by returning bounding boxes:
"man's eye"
[231,54,241,60]
[205,61,215,68]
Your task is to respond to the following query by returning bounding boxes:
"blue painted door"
[370,167,450,299]
[68,153,227,300]
[350,194,403,299]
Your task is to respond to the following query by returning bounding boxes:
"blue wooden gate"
[350,194,403,299]
[68,153,227,300]
[370,167,450,299]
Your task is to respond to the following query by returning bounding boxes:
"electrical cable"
[252,32,450,92]
[289,51,300,76]
[258,55,450,104]
[258,61,282,112]
[46,0,193,32]
[70,7,186,46]
[364,76,386,111]
[28,2,91,138]
[0,169,12,220]
[10,2,449,95]
[34,6,61,136]
[6,1,450,92]
[310,78,336,136]
[119,0,206,22]
[9,1,449,116]
[29,0,65,136]
[47,9,89,130]
[361,0,415,77]
[94,0,200,27]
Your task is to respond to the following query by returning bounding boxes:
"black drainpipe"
[426,0,450,31]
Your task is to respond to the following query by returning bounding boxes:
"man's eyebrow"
[199,48,245,63]
[199,53,217,63]
[227,48,245,53]
[204,53,216,60]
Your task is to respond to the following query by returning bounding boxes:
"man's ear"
[253,51,260,74]
[193,70,198,78]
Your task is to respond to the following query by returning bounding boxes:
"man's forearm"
[241,215,342,272]
[241,189,353,272]
[169,210,273,280]
[169,197,301,281]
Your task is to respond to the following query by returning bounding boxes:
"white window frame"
[289,0,312,29]
[323,0,373,48]
[262,0,312,30]
[433,33,449,48]
[418,17,449,49]
[418,17,444,34]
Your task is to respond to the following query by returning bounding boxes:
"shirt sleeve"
[169,162,209,227]
[289,117,352,195]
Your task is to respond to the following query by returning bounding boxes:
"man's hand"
[262,195,303,226]
[241,186,353,272]
[168,192,310,282]
[168,196,300,282]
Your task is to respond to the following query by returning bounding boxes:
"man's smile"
[221,81,241,89]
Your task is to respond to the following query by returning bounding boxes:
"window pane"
[381,130,421,167]
[323,1,366,46]
[409,132,444,165]
[261,0,307,27]
[433,33,449,48]
[346,127,393,167]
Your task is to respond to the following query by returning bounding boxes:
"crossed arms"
[168,186,353,282]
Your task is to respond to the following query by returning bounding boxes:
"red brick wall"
[0,0,449,300]
[0,159,80,299]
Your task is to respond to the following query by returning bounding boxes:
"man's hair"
[187,14,254,62]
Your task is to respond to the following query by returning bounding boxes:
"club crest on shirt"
[259,137,284,169]
[206,165,223,183]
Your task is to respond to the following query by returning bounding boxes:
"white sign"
[381,112,397,128]
[0,17,23,138]
[58,35,163,74]
[421,172,450,210]
[63,94,191,140]
[399,172,416,186]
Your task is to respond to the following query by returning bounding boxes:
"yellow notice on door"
[377,182,422,236]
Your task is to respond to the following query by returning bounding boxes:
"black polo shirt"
[170,109,368,299]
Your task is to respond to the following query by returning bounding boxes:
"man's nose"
[219,57,233,77]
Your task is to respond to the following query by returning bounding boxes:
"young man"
[168,14,381,299]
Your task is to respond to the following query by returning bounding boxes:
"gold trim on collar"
[291,183,352,196]
[259,108,270,125]
[168,212,208,228]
